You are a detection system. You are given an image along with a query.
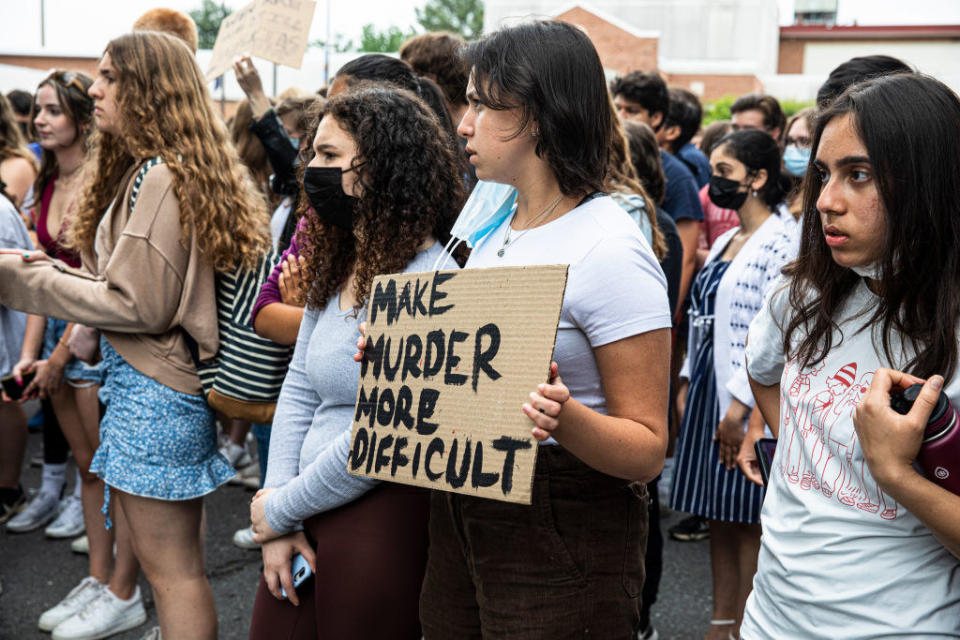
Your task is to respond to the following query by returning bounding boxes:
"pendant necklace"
[497,194,563,258]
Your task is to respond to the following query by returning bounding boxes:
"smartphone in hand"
[754,438,777,487]
[280,553,313,599]
[1,369,36,401]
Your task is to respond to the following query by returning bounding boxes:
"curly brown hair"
[68,32,269,272]
[299,84,466,311]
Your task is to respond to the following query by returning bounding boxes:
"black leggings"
[248,483,430,640]
[41,399,69,465]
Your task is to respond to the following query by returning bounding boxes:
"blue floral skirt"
[90,338,234,512]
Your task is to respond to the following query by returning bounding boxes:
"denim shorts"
[41,317,101,386]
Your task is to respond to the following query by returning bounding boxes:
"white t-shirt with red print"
[741,279,960,639]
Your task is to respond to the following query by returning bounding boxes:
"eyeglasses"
[42,69,87,93]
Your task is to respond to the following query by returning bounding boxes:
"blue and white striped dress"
[671,258,764,523]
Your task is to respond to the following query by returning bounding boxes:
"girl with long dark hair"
[414,20,672,637]
[743,73,960,638]
[671,129,794,639]
[247,84,465,639]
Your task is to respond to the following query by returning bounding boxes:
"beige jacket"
[0,161,217,395]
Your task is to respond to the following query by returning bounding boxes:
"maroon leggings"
[248,483,430,640]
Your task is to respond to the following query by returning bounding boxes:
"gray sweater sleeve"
[263,305,378,535]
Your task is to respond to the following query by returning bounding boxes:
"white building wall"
[802,39,960,78]
[484,0,781,75]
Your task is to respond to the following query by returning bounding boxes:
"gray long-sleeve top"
[263,242,452,534]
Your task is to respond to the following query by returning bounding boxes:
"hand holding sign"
[523,362,570,441]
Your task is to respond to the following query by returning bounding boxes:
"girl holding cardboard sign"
[415,20,673,639]
[247,85,465,638]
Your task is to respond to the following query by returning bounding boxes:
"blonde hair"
[132,8,199,53]
[69,32,268,272]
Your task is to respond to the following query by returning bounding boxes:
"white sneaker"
[38,577,104,632]
[219,441,252,468]
[52,586,147,640]
[46,495,86,538]
[228,460,260,487]
[6,489,61,532]
[139,626,161,640]
[71,535,89,555]
[232,525,260,550]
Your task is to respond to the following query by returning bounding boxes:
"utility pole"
[323,0,331,85]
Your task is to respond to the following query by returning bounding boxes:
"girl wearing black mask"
[247,84,464,639]
[671,129,794,639]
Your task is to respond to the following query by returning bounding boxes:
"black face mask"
[708,175,750,211]
[303,166,357,231]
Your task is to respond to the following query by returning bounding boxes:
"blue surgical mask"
[449,180,517,248]
[783,145,811,178]
[433,180,517,270]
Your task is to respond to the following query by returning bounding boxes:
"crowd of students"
[0,6,959,640]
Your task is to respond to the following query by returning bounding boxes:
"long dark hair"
[335,54,458,145]
[299,85,466,311]
[784,73,960,379]
[32,70,95,203]
[714,129,791,209]
[464,20,611,198]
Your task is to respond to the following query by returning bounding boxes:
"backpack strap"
[128,156,164,214]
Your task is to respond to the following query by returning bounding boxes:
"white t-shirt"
[270,196,294,251]
[467,194,672,440]
[741,278,960,639]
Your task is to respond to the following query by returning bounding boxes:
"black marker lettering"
[425,437,444,481]
[416,388,440,435]
[370,279,397,325]
[445,438,471,489]
[492,436,533,495]
[423,330,445,378]
[472,323,502,391]
[444,330,468,386]
[428,272,456,316]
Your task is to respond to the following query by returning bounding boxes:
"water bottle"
[890,383,960,495]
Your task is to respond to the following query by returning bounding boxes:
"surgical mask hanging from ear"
[433,180,518,270]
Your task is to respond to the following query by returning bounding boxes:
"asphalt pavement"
[0,431,712,639]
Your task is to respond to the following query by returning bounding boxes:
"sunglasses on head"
[43,69,87,93]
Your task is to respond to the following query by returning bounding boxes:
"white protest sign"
[206,0,317,81]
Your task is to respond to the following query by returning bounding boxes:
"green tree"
[358,24,419,52]
[415,0,484,40]
[310,34,355,53]
[189,0,232,49]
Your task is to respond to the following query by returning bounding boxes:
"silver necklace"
[498,194,563,257]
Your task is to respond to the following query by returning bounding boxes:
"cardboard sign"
[206,0,317,80]
[347,265,568,505]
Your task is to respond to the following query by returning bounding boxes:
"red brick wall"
[778,40,805,74]
[665,74,763,101]
[0,55,99,77]
[555,7,658,74]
